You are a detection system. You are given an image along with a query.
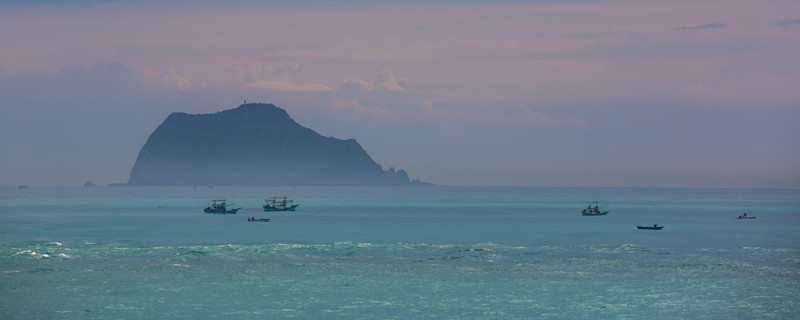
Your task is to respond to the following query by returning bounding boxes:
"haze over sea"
[1,186,798,319]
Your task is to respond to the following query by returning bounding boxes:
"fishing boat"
[263,196,299,211]
[247,217,270,222]
[736,213,756,219]
[637,224,664,230]
[203,200,240,214]
[581,201,609,216]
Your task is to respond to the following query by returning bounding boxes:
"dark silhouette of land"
[127,103,430,186]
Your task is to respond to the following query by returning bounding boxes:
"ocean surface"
[1,186,798,319]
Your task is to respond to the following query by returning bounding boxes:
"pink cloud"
[0,0,796,106]
[374,70,405,91]
[329,99,398,121]
[156,68,193,90]
[339,70,410,92]
[339,79,375,91]
[244,81,334,92]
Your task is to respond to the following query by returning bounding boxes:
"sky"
[1,0,798,188]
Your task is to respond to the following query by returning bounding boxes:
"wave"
[5,240,798,273]
[5,240,798,256]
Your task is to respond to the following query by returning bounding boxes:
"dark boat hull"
[264,205,299,212]
[582,211,609,216]
[204,208,239,214]
[637,226,664,230]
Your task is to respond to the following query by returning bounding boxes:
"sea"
[1,186,798,319]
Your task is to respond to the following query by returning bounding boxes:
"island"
[127,103,430,186]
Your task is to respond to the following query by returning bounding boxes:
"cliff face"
[128,103,421,186]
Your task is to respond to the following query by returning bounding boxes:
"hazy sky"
[1,0,798,188]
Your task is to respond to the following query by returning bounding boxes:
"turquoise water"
[1,186,799,319]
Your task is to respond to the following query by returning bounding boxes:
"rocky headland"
[127,103,429,186]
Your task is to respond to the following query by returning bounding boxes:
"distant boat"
[736,213,756,219]
[637,224,664,230]
[581,201,609,216]
[264,196,299,211]
[203,200,240,214]
[247,217,270,222]
[18,185,28,189]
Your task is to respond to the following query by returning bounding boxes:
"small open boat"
[203,200,240,214]
[637,224,664,230]
[247,217,270,222]
[736,213,756,219]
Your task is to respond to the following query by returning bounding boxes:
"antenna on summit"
[243,99,247,104]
